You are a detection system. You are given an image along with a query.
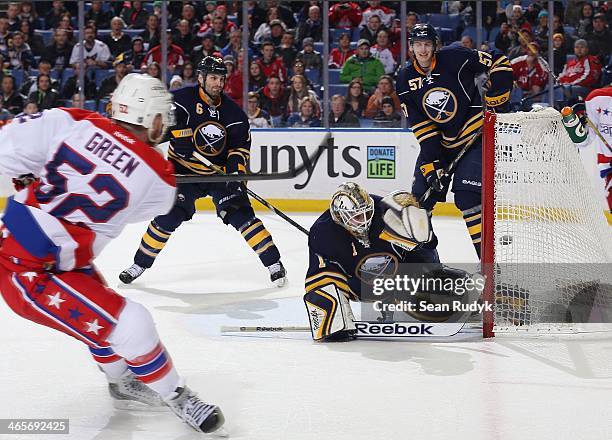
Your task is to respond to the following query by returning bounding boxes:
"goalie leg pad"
[304,283,356,341]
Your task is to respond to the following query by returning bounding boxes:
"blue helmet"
[409,23,440,47]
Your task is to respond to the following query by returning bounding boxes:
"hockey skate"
[108,371,166,411]
[268,261,287,287]
[119,263,146,284]
[164,386,225,435]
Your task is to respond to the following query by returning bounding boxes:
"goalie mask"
[330,183,374,247]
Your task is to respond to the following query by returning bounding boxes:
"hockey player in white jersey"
[0,74,224,435]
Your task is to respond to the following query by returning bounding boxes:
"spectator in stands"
[287,74,320,116]
[559,39,602,96]
[6,3,21,33]
[256,41,287,84]
[177,61,195,86]
[511,42,549,98]
[103,17,132,58]
[241,1,267,31]
[495,22,513,54]
[345,78,369,118]
[0,99,12,123]
[533,10,551,53]
[121,1,149,30]
[174,4,199,30]
[1,75,24,115]
[328,2,363,28]
[173,19,197,56]
[56,12,75,43]
[191,34,216,67]
[360,15,384,46]
[5,32,35,71]
[461,35,475,49]
[19,20,44,58]
[97,58,127,100]
[117,36,146,72]
[245,60,263,93]
[361,0,396,28]
[20,59,59,96]
[223,55,243,105]
[143,31,185,74]
[277,31,298,70]
[286,96,321,127]
[145,61,161,79]
[508,28,534,60]
[329,94,360,127]
[585,13,611,64]
[28,73,59,110]
[340,39,385,92]
[210,15,230,50]
[18,1,37,28]
[552,33,568,77]
[85,1,111,30]
[214,5,239,33]
[267,0,296,29]
[45,1,67,31]
[0,17,12,54]
[364,75,401,119]
[247,91,272,128]
[70,25,112,70]
[577,2,595,38]
[60,62,96,100]
[508,5,531,34]
[269,20,287,47]
[140,14,160,49]
[373,95,401,127]
[20,100,38,115]
[169,75,183,91]
[254,8,283,44]
[297,5,323,42]
[71,92,84,109]
[329,33,354,69]
[257,75,289,127]
[370,29,396,74]
[298,38,322,74]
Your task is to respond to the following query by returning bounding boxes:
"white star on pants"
[85,319,104,335]
[47,292,66,309]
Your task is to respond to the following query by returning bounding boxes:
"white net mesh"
[491,108,612,333]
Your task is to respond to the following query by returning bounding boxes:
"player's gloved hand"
[420,160,445,193]
[170,129,194,160]
[225,173,246,196]
[485,89,511,113]
[12,173,38,191]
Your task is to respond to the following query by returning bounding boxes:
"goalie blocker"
[304,183,484,342]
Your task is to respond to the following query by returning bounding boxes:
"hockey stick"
[221,321,469,338]
[175,132,329,184]
[418,127,483,206]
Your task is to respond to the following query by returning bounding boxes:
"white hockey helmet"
[330,182,374,245]
[110,73,175,143]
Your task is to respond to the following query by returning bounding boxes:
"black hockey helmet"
[409,23,440,47]
[197,55,227,80]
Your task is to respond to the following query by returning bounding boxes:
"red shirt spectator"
[256,42,287,84]
[360,0,396,28]
[328,3,362,28]
[223,55,243,105]
[511,52,549,93]
[142,33,185,73]
[559,39,602,88]
[329,32,355,68]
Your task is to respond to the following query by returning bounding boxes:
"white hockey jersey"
[584,86,612,209]
[0,108,176,271]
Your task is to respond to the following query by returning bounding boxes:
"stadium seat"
[358,118,374,128]
[125,29,144,38]
[566,54,576,62]
[427,13,461,30]
[84,100,96,111]
[12,69,24,88]
[330,27,351,42]
[328,84,348,97]
[305,68,320,85]
[328,69,341,83]
[351,28,360,41]
[143,2,154,13]
[313,42,324,53]
[34,30,54,46]
[97,29,111,38]
[95,69,114,88]
[563,26,576,36]
[437,27,455,44]
[98,99,109,114]
[61,68,75,85]
[461,26,478,42]
[487,26,500,44]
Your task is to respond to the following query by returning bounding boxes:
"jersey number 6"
[35,143,129,223]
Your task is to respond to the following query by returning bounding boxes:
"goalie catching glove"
[379,190,432,251]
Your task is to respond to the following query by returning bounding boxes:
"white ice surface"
[1,213,611,440]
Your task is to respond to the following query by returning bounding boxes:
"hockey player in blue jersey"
[120,56,287,286]
[304,183,482,342]
[397,24,513,258]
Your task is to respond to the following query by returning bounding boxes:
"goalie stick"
[175,132,330,184]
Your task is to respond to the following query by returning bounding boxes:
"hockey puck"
[499,235,513,245]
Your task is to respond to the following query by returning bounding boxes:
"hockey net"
[482,108,612,337]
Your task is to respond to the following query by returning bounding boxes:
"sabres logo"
[193,121,226,157]
[356,252,398,285]
[422,87,457,123]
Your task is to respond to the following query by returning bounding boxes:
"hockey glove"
[12,173,38,191]
[420,160,445,193]
[170,129,195,160]
[225,173,245,196]
[484,89,510,113]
